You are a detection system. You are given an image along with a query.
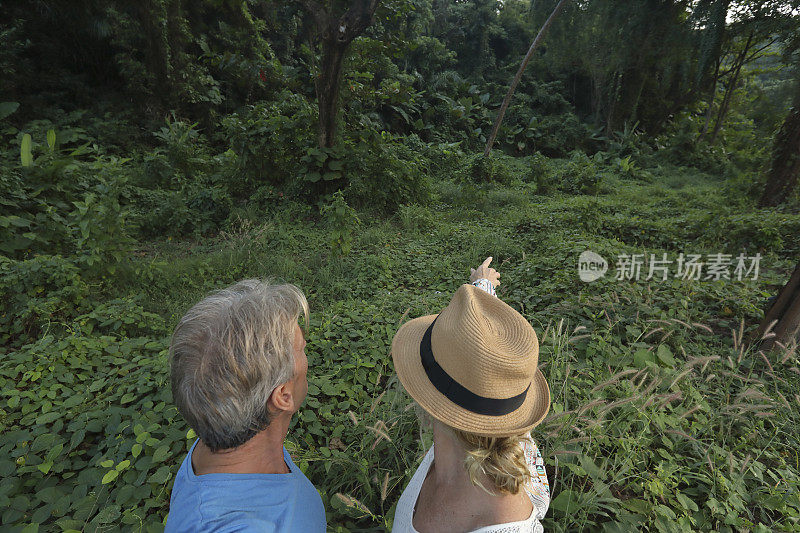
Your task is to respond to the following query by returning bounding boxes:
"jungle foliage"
[1,0,800,531]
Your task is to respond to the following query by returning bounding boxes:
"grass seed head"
[335,493,372,515]
[740,454,752,474]
[679,405,701,419]
[668,369,693,389]
[692,322,713,333]
[759,351,774,372]
[577,399,606,414]
[370,390,386,413]
[590,369,637,393]
[380,472,389,502]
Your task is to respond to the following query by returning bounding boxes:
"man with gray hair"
[165,280,326,532]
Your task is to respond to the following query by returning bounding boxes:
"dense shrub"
[396,203,436,233]
[125,187,190,239]
[686,211,788,255]
[532,151,603,195]
[0,255,89,347]
[653,113,738,176]
[219,92,316,195]
[526,152,556,191]
[559,151,603,194]
[420,141,466,181]
[128,117,236,237]
[500,87,591,157]
[464,152,513,184]
[344,131,432,212]
[321,190,361,256]
[0,128,133,275]
[417,71,491,147]
[138,117,210,190]
[611,155,653,182]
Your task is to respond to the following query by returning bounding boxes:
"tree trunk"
[136,1,172,103]
[299,0,380,149]
[603,71,622,136]
[696,58,720,144]
[753,262,800,353]
[317,39,348,148]
[708,31,753,146]
[759,103,800,207]
[606,66,647,134]
[483,0,568,157]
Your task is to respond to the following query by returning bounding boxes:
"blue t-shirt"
[165,440,326,532]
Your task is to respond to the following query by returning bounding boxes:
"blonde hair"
[415,406,531,495]
[452,428,532,495]
[170,279,309,452]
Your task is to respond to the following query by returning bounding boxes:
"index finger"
[481,256,493,268]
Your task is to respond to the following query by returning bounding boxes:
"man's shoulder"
[166,447,325,533]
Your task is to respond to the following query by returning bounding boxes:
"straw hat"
[392,284,550,437]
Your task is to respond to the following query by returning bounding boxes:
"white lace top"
[392,436,550,533]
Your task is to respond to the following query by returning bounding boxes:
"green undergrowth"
[2,154,800,532]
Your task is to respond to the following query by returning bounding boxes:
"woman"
[391,258,551,532]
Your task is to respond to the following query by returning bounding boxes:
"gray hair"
[169,279,309,452]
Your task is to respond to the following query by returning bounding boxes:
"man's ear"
[269,381,294,413]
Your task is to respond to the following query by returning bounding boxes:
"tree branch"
[743,37,780,64]
[297,0,329,33]
[336,0,381,43]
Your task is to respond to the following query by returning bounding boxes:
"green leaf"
[657,345,676,366]
[20,524,39,533]
[37,487,63,504]
[116,460,131,471]
[100,459,114,468]
[45,443,63,461]
[46,129,56,152]
[0,459,14,477]
[0,101,19,120]
[131,443,142,458]
[633,348,655,368]
[21,133,33,167]
[148,466,171,485]
[620,499,652,517]
[562,462,586,476]
[676,493,699,512]
[655,504,676,519]
[152,445,170,463]
[578,455,604,480]
[550,489,580,513]
[11,495,30,511]
[31,433,58,453]
[69,430,86,450]
[63,394,85,409]
[116,485,135,505]
[94,505,121,524]
[101,469,119,484]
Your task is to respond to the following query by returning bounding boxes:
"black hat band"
[419,317,530,416]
